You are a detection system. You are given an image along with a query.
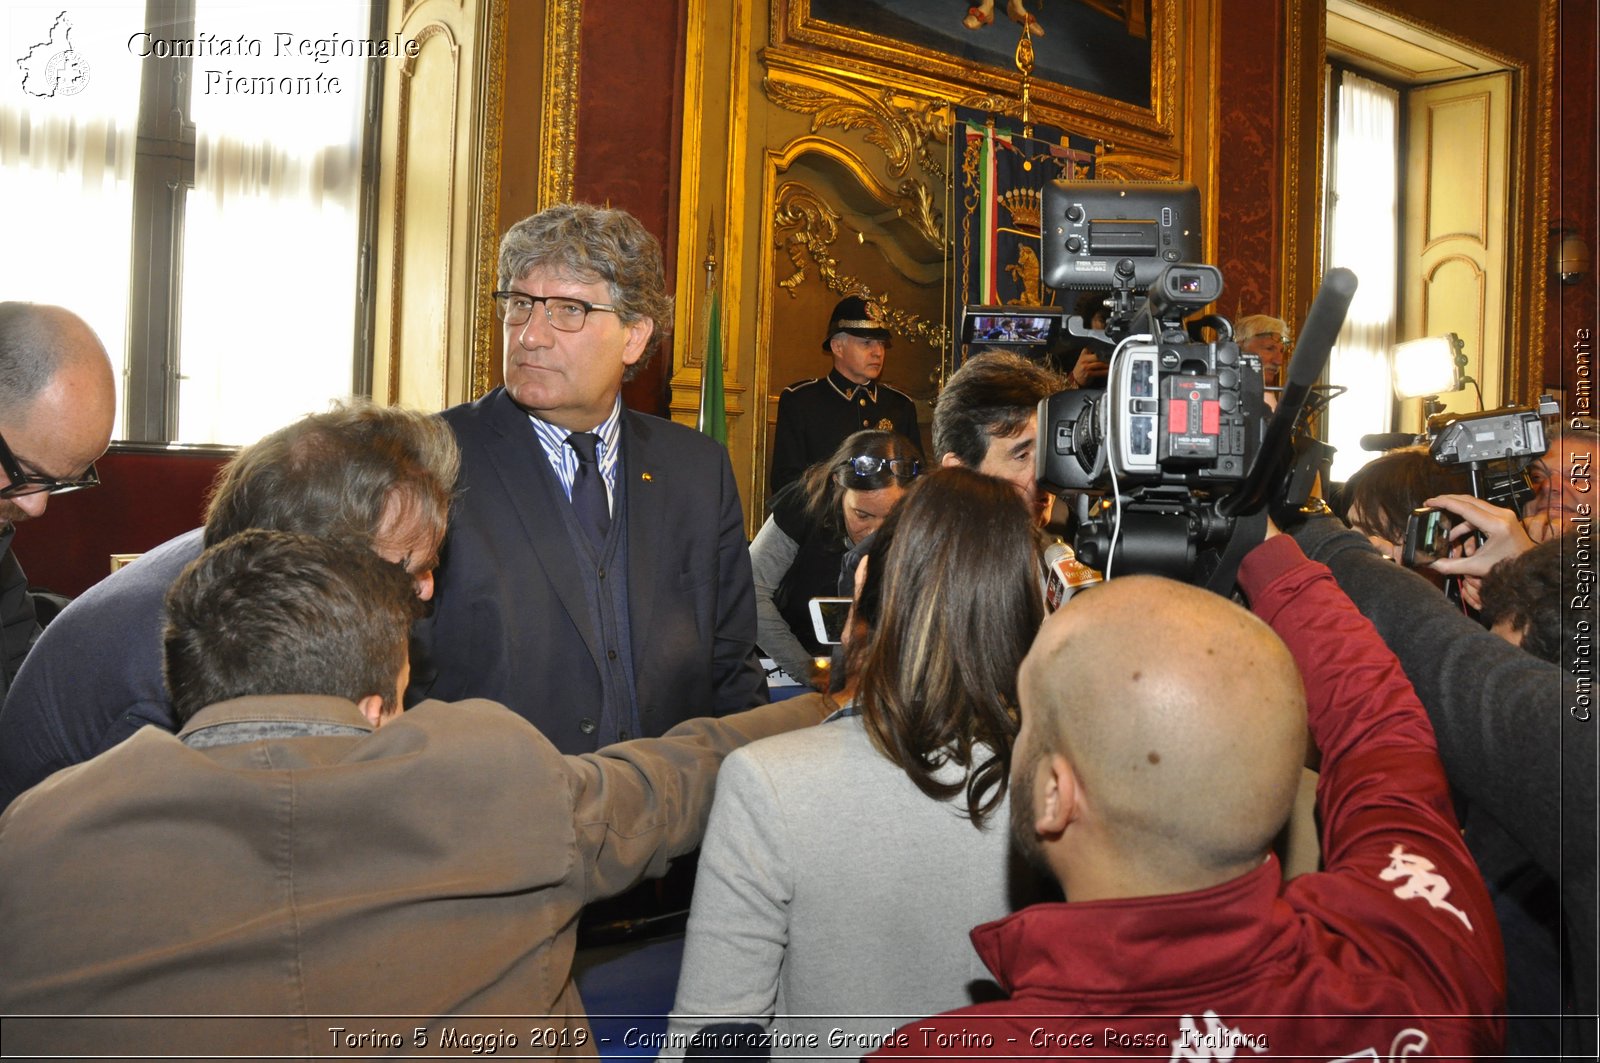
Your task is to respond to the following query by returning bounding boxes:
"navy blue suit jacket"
[412,389,767,753]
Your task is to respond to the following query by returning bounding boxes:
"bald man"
[0,304,115,694]
[876,534,1504,1059]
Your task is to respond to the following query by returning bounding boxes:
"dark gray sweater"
[1294,516,1596,1048]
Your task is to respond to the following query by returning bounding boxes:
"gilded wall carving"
[538,1,582,209]
[772,182,949,353]
[471,0,507,399]
[678,1,1214,523]
[764,79,951,185]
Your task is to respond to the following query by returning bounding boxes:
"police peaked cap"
[823,295,891,350]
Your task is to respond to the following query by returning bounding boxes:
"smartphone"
[808,597,853,645]
[1401,507,1454,567]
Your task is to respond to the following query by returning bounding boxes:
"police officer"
[770,295,923,495]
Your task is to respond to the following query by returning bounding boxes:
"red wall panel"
[1550,1,1598,400]
[572,0,689,419]
[1216,0,1285,324]
[17,449,227,599]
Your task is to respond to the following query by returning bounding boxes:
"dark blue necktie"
[566,432,610,548]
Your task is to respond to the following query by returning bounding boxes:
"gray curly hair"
[497,203,673,378]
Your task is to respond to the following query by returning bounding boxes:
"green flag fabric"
[697,288,727,444]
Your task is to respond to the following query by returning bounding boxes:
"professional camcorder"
[1428,397,1559,513]
[1360,394,1559,513]
[1030,179,1358,592]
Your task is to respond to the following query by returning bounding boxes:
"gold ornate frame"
[771,0,1183,160]
[674,1,1215,528]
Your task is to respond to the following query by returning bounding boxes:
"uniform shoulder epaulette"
[879,383,914,400]
[781,378,821,394]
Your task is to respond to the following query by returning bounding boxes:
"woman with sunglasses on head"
[750,429,920,690]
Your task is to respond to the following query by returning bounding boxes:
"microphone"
[1043,540,1102,611]
[1218,267,1358,519]
[1360,432,1418,452]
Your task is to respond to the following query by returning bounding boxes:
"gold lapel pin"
[641,472,654,483]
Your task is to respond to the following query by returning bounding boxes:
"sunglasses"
[837,456,921,481]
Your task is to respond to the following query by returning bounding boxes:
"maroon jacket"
[873,536,1504,1060]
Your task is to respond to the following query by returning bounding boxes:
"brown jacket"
[0,692,830,1059]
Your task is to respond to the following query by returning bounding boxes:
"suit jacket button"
[579,717,597,734]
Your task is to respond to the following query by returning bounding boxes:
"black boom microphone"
[1218,267,1359,520]
[1360,432,1419,452]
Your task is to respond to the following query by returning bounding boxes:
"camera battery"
[1160,375,1222,463]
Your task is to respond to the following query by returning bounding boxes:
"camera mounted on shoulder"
[1032,179,1358,593]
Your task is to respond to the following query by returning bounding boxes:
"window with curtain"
[1,4,141,432]
[1,2,376,446]
[1322,67,1401,482]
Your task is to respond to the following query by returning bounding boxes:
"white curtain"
[176,2,371,444]
[0,3,143,438]
[1323,68,1400,482]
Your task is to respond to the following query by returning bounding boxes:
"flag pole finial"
[703,218,718,292]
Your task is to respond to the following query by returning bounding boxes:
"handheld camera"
[1428,398,1558,514]
[1401,507,1454,568]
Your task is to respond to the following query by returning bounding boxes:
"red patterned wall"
[18,449,227,598]
[572,0,688,418]
[1215,0,1286,324]
[1550,1,1598,401]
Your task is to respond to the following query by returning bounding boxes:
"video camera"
[1428,397,1559,513]
[1032,179,1358,592]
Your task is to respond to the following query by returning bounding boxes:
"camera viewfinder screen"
[970,314,1053,344]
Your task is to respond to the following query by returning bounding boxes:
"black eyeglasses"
[0,430,100,500]
[837,455,921,481]
[493,291,621,333]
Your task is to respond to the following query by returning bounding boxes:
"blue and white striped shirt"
[526,397,623,513]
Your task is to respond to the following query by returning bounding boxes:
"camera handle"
[1219,267,1359,520]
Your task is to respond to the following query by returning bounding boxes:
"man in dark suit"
[414,203,767,754]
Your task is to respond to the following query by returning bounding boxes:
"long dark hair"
[1339,446,1472,542]
[797,429,922,531]
[853,467,1043,824]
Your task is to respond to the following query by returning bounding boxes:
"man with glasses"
[414,203,767,755]
[1523,425,1596,541]
[769,295,924,495]
[0,532,832,1055]
[0,303,115,696]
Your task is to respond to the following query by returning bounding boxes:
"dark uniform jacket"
[769,368,922,494]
